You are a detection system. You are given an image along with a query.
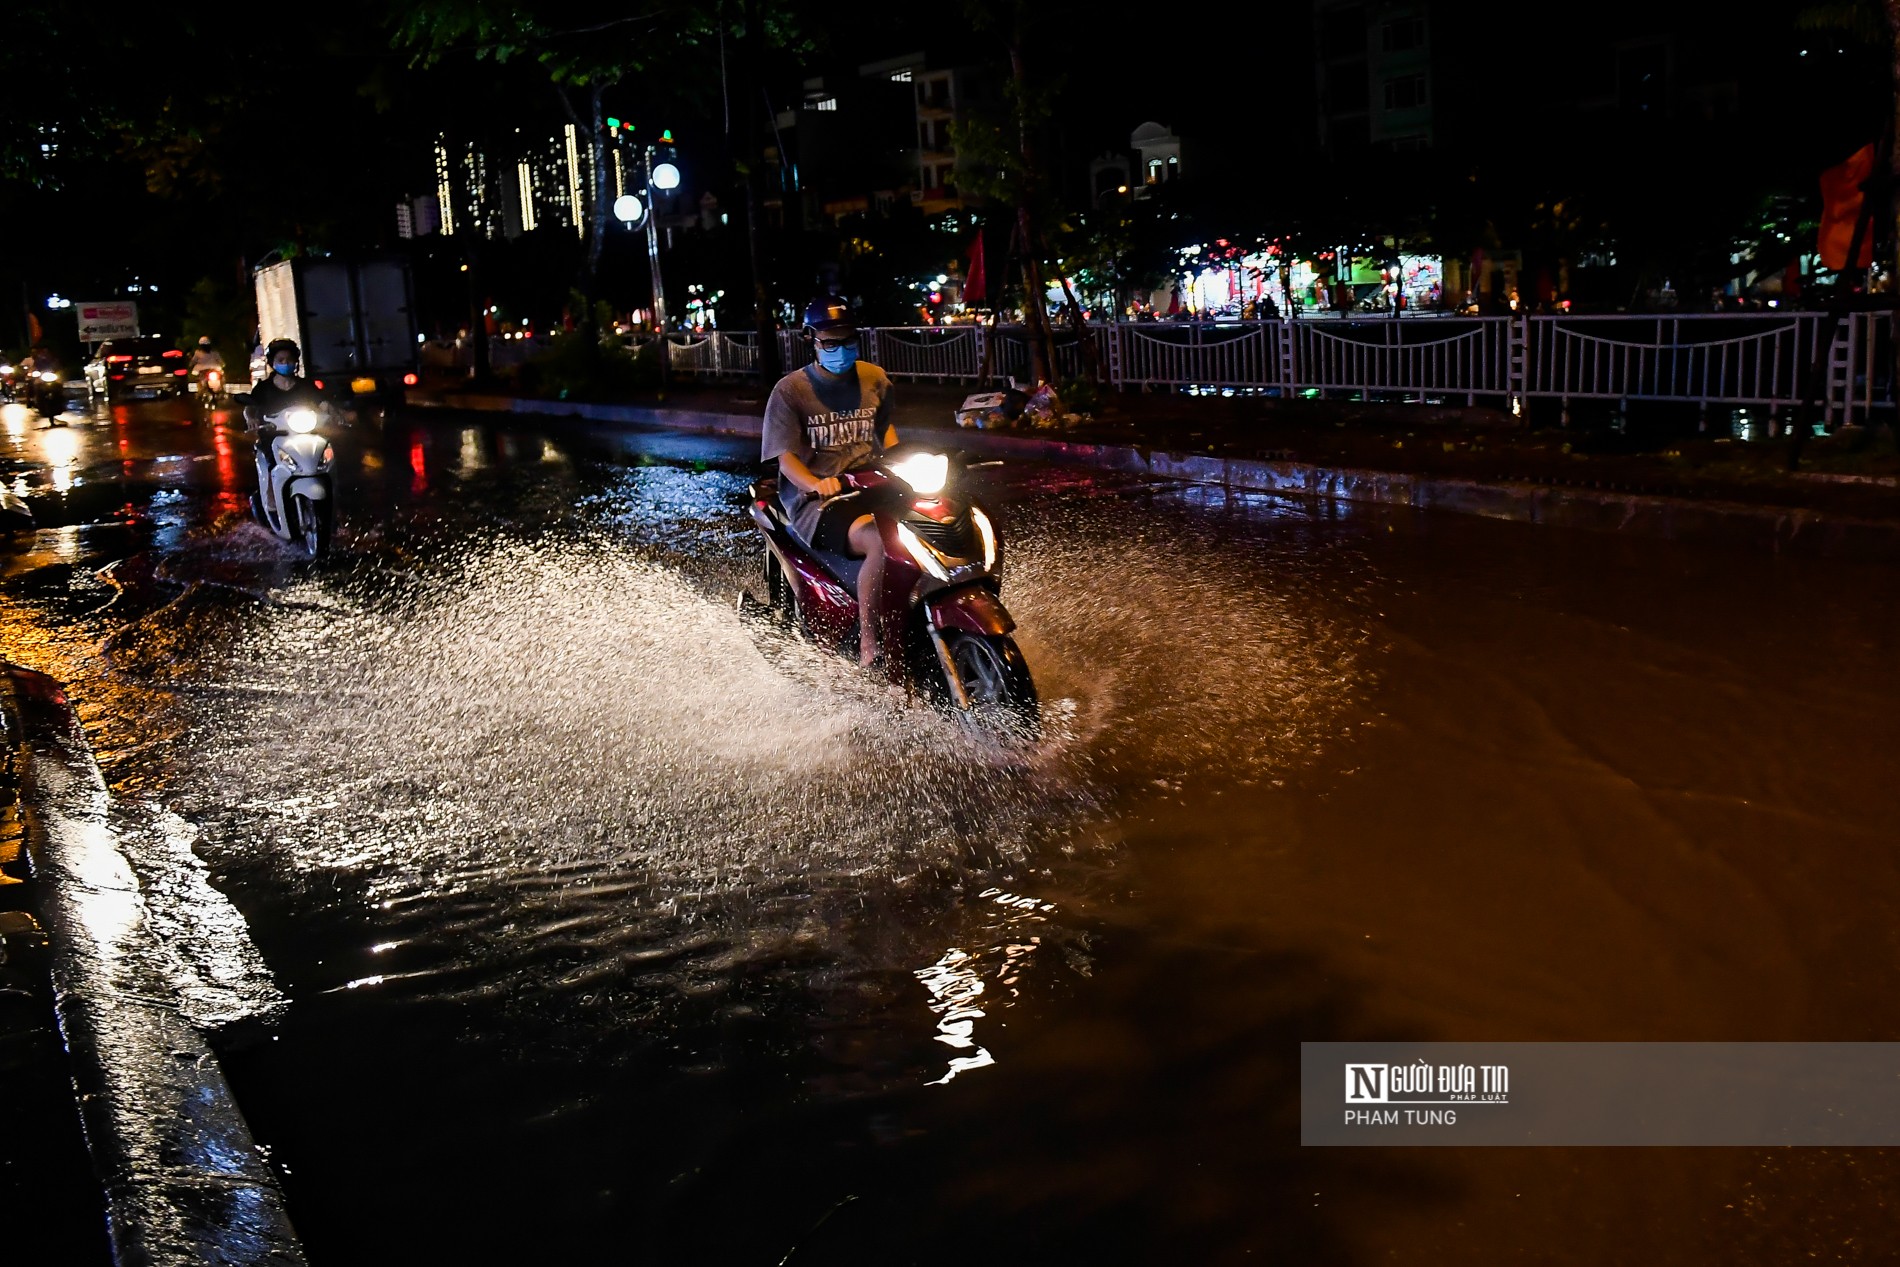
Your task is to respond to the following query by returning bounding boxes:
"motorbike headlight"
[286,408,320,434]
[0,364,12,375]
[970,506,998,571]
[39,370,58,382]
[887,452,948,495]
[895,522,951,581]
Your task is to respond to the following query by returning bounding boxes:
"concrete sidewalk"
[1,671,109,1262]
[409,388,1900,561]
[0,665,304,1267]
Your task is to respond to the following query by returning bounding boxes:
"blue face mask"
[816,342,858,375]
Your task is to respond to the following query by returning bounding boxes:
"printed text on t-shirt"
[806,408,879,449]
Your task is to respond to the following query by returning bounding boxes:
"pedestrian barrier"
[660,313,1894,418]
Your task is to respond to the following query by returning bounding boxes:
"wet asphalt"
[3,394,1900,1264]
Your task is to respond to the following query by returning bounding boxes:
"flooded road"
[4,396,1899,1263]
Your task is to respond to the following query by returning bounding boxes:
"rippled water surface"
[6,402,1900,1264]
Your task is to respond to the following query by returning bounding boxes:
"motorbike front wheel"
[292,493,332,558]
[944,632,1039,737]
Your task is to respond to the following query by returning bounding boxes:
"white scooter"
[249,403,337,558]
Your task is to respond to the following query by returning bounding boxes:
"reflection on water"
[916,947,999,1085]
[43,426,80,492]
[916,888,1054,1087]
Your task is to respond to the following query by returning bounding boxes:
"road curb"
[0,665,305,1267]
[408,393,1900,560]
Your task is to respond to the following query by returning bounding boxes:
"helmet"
[801,296,856,339]
[198,336,212,347]
[265,338,300,365]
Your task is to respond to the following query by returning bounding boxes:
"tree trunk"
[585,84,608,302]
[554,85,608,306]
[1017,211,1054,385]
[743,0,782,380]
[466,243,491,382]
[1889,0,1900,280]
[1009,38,1056,386]
[1051,261,1097,382]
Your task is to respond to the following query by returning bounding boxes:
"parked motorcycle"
[248,403,337,557]
[745,446,1039,734]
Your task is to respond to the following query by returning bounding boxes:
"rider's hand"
[812,476,842,498]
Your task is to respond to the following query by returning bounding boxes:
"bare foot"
[859,644,880,669]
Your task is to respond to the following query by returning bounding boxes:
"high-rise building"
[426,128,596,240]
[1314,1,1433,156]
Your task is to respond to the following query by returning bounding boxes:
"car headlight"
[286,408,320,434]
[970,505,998,571]
[887,452,948,494]
[895,522,950,581]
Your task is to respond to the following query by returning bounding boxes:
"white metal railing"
[1522,315,1822,408]
[659,313,1894,416]
[665,332,760,378]
[1288,317,1511,400]
[868,327,982,381]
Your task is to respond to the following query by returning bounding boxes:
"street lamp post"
[644,145,672,340]
[614,130,682,394]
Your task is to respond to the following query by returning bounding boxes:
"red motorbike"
[746,446,1039,734]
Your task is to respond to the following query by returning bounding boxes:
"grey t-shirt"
[761,362,895,531]
[762,362,894,475]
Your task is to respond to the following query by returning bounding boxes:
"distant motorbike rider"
[23,344,59,412]
[760,296,898,668]
[189,335,226,398]
[189,335,225,376]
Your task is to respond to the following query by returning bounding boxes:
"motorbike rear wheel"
[944,632,1039,737]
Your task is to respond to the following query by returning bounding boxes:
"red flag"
[964,232,987,305]
[1819,143,1877,271]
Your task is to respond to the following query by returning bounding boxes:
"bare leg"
[848,515,884,667]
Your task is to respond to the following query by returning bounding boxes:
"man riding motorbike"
[760,297,898,668]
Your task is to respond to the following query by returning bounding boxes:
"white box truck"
[252,256,418,401]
